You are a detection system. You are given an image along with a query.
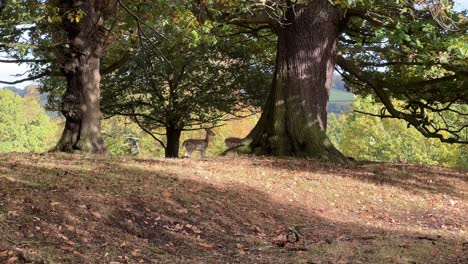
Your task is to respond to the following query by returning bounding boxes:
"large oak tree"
[202,0,467,162]
[0,0,117,153]
[0,0,160,153]
[49,0,114,153]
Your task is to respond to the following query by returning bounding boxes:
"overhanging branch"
[0,71,50,85]
[101,51,132,75]
[133,115,166,149]
[337,56,467,144]
[0,59,47,63]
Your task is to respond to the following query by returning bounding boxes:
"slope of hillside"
[0,153,466,263]
[329,89,354,102]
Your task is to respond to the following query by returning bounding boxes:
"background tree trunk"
[52,0,107,154]
[165,127,182,158]
[237,1,348,163]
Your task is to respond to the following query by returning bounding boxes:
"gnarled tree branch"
[337,55,467,144]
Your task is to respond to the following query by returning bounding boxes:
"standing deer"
[182,129,215,158]
[224,137,242,148]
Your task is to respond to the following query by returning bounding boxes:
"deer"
[182,129,215,158]
[224,137,242,149]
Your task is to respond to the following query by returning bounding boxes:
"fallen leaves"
[0,153,466,264]
[271,226,301,248]
[61,246,74,252]
[197,242,215,248]
[390,254,401,263]
[91,211,102,219]
[6,256,18,264]
[163,222,203,236]
[236,243,246,255]
[162,191,172,197]
[58,233,75,246]
[130,249,141,256]
[7,211,19,217]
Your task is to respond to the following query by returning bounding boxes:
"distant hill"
[330,88,354,102]
[329,73,353,115]
[3,86,29,97]
[332,73,347,92]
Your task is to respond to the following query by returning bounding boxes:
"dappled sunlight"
[100,155,467,239]
[0,153,466,263]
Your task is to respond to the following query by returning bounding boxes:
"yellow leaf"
[363,214,374,219]
[198,242,215,248]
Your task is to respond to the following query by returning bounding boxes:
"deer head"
[205,128,215,138]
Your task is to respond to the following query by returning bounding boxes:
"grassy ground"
[0,153,466,263]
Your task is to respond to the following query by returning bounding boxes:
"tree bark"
[234,1,348,163]
[52,0,107,154]
[165,127,182,158]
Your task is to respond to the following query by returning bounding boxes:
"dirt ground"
[0,153,466,263]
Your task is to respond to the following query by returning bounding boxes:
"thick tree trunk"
[165,127,182,158]
[235,2,348,163]
[52,0,107,154]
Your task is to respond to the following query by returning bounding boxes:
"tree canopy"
[335,0,467,144]
[1,0,466,160]
[100,5,273,157]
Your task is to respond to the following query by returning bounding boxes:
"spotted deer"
[182,129,215,158]
[224,137,242,149]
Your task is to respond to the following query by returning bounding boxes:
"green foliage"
[101,117,134,156]
[100,114,260,158]
[101,116,165,157]
[328,96,467,168]
[336,0,467,143]
[3,0,466,158]
[100,4,273,156]
[0,89,59,153]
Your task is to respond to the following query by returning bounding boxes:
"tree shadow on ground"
[250,157,467,198]
[0,154,466,264]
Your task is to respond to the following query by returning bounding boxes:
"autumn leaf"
[363,214,374,219]
[7,211,19,217]
[390,255,401,263]
[162,191,172,197]
[7,256,18,264]
[198,242,215,248]
[62,246,74,252]
[91,211,102,219]
[131,249,141,256]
